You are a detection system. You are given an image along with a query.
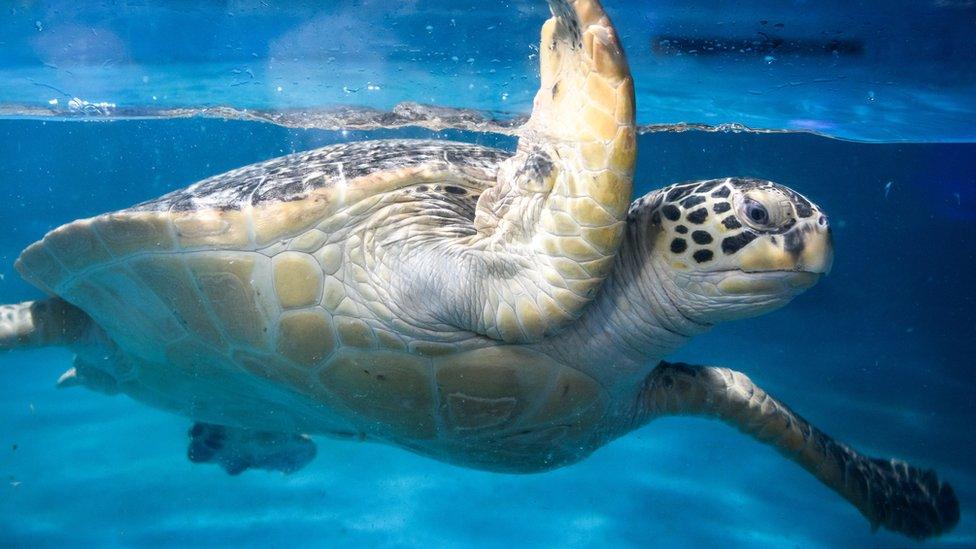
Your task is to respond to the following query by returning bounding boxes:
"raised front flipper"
[400,0,636,342]
[188,422,317,476]
[637,361,960,540]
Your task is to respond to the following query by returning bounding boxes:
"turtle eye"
[743,198,770,226]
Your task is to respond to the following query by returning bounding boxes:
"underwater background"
[1,1,974,547]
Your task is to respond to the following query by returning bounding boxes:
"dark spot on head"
[795,202,814,218]
[695,180,722,193]
[693,249,714,263]
[783,229,805,257]
[662,204,681,221]
[686,208,708,224]
[552,82,560,98]
[691,230,713,245]
[770,236,778,245]
[675,224,688,234]
[666,185,695,202]
[713,202,731,214]
[670,238,688,254]
[722,231,758,254]
[417,185,429,192]
[681,195,705,209]
[650,211,661,225]
[722,215,742,229]
[444,185,467,195]
[711,186,731,198]
[376,374,387,381]
[788,190,815,218]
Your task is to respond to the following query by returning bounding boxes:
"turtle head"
[637,177,833,324]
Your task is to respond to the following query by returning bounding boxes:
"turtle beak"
[738,214,833,276]
[800,215,833,275]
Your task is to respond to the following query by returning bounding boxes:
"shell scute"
[318,350,436,439]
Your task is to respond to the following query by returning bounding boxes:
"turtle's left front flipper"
[188,422,317,476]
[402,0,636,343]
[636,361,960,540]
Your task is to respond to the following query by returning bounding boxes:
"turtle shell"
[15,138,609,469]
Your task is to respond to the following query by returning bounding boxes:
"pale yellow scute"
[334,316,375,348]
[433,346,555,436]
[318,350,436,439]
[321,277,346,311]
[272,252,322,309]
[608,127,637,174]
[129,255,225,347]
[251,194,331,245]
[93,212,175,257]
[585,171,631,219]
[42,220,112,273]
[186,253,270,348]
[315,244,343,275]
[276,310,336,368]
[494,303,523,342]
[565,196,618,228]
[375,329,407,352]
[287,228,328,253]
[165,339,232,378]
[548,211,581,235]
[15,242,69,293]
[172,209,249,248]
[528,367,604,427]
[446,394,517,432]
[84,268,186,346]
[235,349,315,397]
[515,297,546,341]
[580,103,619,141]
[62,278,167,361]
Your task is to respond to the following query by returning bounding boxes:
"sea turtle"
[0,0,958,540]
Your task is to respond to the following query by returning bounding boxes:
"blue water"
[1,120,974,547]
[1,1,975,547]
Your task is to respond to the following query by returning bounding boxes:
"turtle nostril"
[818,215,828,227]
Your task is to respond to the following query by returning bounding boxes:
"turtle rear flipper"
[188,422,317,476]
[638,361,960,540]
[0,298,91,351]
